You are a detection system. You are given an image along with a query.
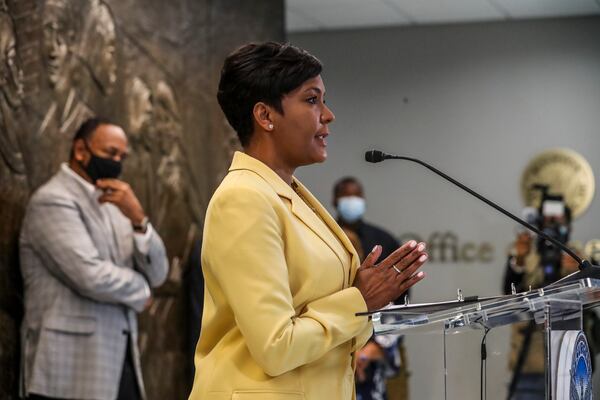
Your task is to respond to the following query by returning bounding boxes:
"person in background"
[503,200,600,400]
[334,177,401,269]
[188,42,429,400]
[334,176,409,400]
[19,117,169,400]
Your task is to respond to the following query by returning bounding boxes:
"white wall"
[290,17,600,400]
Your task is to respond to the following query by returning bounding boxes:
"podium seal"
[570,332,593,399]
[557,331,592,399]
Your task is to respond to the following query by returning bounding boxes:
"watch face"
[134,217,148,231]
[520,148,595,219]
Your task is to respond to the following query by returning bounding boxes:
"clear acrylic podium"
[364,278,600,399]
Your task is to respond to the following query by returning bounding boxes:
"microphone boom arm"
[365,150,589,272]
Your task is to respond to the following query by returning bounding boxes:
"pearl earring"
[268,124,274,130]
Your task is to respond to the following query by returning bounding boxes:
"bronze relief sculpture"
[0,0,283,398]
[0,3,25,175]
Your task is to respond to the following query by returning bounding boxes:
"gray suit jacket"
[19,166,169,400]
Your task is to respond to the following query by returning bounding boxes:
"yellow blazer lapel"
[228,152,360,286]
[291,179,361,286]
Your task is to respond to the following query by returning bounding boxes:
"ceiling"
[286,0,600,32]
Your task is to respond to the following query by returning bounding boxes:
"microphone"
[365,150,388,163]
[364,149,598,285]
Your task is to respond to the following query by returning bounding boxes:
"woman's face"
[271,75,335,168]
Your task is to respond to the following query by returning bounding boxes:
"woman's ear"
[253,102,274,132]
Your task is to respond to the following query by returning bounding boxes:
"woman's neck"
[245,141,295,185]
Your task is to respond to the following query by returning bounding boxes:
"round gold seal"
[520,148,595,219]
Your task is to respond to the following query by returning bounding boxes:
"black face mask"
[79,140,122,183]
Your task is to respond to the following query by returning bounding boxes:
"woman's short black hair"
[217,42,323,147]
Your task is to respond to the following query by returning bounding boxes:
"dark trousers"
[28,337,141,400]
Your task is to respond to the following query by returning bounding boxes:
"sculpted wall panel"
[0,0,284,398]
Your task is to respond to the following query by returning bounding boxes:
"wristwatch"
[133,216,149,233]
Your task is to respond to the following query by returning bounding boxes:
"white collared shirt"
[61,163,153,253]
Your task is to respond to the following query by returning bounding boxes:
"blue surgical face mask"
[337,196,366,223]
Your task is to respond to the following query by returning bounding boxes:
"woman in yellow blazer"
[188,42,429,400]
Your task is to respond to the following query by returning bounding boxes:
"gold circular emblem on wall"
[520,148,595,219]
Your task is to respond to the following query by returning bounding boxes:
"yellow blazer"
[189,152,373,400]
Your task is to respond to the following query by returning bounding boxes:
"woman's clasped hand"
[353,240,427,311]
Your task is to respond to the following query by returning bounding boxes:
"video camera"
[531,184,571,284]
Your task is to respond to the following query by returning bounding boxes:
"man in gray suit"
[19,117,169,400]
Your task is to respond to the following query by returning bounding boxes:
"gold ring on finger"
[392,265,402,274]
